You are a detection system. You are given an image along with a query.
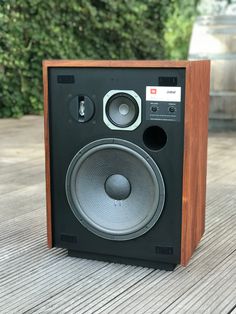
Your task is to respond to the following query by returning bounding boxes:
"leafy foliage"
[0,0,198,117]
[164,0,199,60]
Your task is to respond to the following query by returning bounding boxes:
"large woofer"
[65,139,165,241]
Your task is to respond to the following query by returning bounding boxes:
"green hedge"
[164,0,199,59]
[0,0,197,117]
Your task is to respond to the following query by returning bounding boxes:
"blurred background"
[0,0,235,130]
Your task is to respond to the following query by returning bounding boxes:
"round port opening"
[143,126,167,151]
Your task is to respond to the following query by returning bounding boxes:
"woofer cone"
[65,138,165,241]
[105,93,139,128]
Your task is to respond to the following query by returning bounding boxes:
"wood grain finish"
[43,59,190,68]
[43,60,210,265]
[43,62,52,248]
[181,61,211,265]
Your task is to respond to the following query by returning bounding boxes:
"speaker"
[43,60,210,270]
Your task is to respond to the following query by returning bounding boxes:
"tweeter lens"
[106,93,139,128]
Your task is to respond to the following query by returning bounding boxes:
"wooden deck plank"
[0,183,45,222]
[164,252,236,314]
[0,165,44,195]
[29,266,153,314]
[11,188,234,313]
[231,307,236,314]
[93,220,235,313]
[0,116,235,314]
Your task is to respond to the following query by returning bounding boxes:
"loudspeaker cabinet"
[43,60,210,270]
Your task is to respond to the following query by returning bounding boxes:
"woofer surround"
[65,138,165,241]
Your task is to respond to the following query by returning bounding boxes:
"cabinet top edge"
[43,60,210,69]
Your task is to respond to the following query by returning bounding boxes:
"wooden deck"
[0,116,235,314]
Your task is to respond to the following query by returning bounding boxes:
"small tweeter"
[103,90,141,130]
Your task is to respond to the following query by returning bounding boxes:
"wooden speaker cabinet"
[43,60,210,269]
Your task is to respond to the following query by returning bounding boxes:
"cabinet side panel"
[43,63,53,248]
[181,61,210,266]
